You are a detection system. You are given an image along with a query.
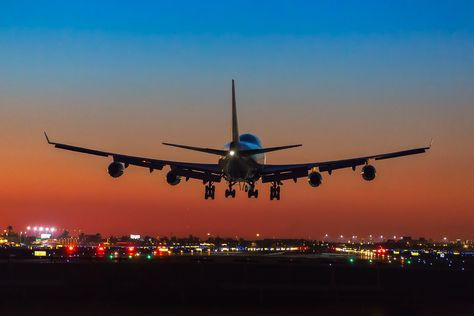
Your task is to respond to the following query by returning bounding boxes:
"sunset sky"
[1,1,473,239]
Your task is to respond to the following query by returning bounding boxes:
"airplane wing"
[44,133,222,183]
[261,144,431,183]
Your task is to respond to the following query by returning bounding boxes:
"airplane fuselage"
[219,133,265,182]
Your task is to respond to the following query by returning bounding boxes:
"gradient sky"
[1,1,474,239]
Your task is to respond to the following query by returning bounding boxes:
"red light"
[128,246,135,252]
[98,246,104,251]
[67,245,76,254]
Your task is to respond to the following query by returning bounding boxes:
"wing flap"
[261,167,308,183]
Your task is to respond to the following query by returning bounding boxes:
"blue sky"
[2,1,474,35]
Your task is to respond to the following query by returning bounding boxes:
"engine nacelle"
[361,165,376,181]
[107,162,125,178]
[166,171,181,186]
[308,171,322,187]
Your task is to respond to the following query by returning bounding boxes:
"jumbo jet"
[45,80,430,200]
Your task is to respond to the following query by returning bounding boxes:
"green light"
[407,260,411,264]
[128,255,133,259]
[349,258,354,263]
[147,254,152,260]
[109,254,113,260]
[369,259,373,263]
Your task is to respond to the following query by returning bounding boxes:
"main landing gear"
[246,182,259,199]
[270,181,281,200]
[225,182,236,198]
[204,182,215,200]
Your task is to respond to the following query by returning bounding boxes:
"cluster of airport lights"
[323,234,452,242]
[26,226,56,232]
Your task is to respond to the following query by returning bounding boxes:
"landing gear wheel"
[247,184,258,199]
[270,182,281,200]
[225,183,236,198]
[204,183,215,200]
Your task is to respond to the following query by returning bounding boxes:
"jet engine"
[308,171,322,187]
[361,165,376,181]
[108,162,125,178]
[166,171,181,185]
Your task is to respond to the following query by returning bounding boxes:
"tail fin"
[232,79,239,144]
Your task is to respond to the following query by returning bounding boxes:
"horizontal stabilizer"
[162,143,228,156]
[240,144,302,156]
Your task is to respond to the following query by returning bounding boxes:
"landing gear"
[225,182,236,198]
[247,182,258,198]
[204,183,215,200]
[270,182,281,200]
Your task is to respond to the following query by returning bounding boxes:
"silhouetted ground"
[1,255,473,315]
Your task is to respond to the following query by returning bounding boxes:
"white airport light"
[229,150,235,156]
[27,226,31,230]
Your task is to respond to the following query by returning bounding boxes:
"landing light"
[229,150,235,156]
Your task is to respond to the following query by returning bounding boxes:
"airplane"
[45,80,430,200]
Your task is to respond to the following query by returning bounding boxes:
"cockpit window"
[239,134,262,146]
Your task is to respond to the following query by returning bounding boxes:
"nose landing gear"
[247,182,259,198]
[204,182,215,200]
[225,182,236,198]
[270,182,281,200]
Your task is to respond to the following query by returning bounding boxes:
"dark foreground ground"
[1,255,473,315]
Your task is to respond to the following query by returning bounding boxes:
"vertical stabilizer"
[232,79,239,144]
